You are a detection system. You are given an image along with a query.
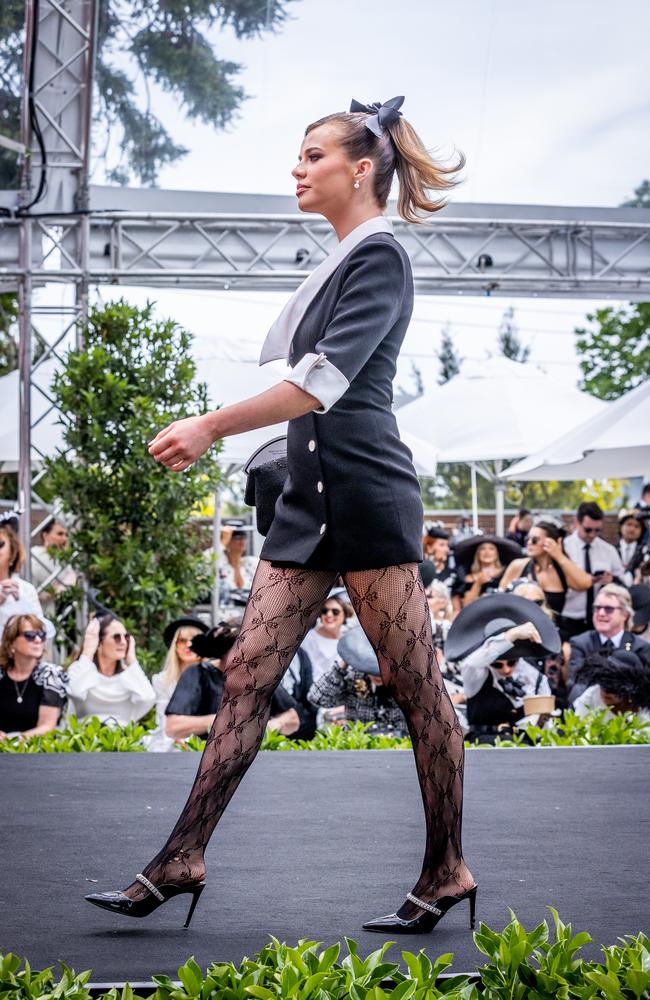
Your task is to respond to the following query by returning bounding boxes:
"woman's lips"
[296,186,309,196]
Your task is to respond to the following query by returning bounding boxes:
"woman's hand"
[125,634,137,666]
[148,414,216,472]
[542,537,563,561]
[505,622,542,645]
[82,617,101,659]
[0,579,20,603]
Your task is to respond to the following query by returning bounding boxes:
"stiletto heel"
[363,884,479,934]
[467,885,477,929]
[183,883,205,928]
[85,872,207,926]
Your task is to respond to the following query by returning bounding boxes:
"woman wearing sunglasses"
[67,614,155,727]
[499,521,591,620]
[0,614,67,740]
[299,594,352,684]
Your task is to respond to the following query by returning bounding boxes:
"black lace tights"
[125,561,472,911]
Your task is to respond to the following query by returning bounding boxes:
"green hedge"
[1,910,648,999]
[1,712,649,753]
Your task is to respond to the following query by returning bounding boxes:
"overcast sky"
[88,0,650,393]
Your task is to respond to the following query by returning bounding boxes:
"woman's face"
[526,527,547,556]
[319,600,345,634]
[621,518,642,543]
[427,592,449,617]
[292,124,365,217]
[478,542,499,564]
[431,538,449,562]
[600,688,634,713]
[0,529,11,575]
[176,627,202,665]
[227,535,247,557]
[12,621,45,663]
[99,620,129,662]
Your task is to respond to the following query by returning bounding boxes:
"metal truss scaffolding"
[1,0,649,575]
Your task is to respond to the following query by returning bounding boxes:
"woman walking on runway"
[86,96,476,934]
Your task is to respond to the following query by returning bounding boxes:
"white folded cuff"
[284,352,350,413]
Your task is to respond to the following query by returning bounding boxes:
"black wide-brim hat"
[444,593,561,662]
[453,534,523,572]
[163,616,209,649]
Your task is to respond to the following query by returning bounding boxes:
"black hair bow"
[349,96,404,138]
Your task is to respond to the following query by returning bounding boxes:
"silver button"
[308,439,316,452]
[317,481,324,493]
[320,523,326,535]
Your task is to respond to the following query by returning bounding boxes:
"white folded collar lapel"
[259,215,393,365]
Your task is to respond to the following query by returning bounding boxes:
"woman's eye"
[308,154,321,162]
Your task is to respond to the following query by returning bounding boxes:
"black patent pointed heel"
[362,884,478,934]
[85,872,206,927]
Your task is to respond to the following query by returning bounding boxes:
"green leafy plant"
[0,716,149,753]
[45,301,222,671]
[574,302,650,402]
[1,913,649,1000]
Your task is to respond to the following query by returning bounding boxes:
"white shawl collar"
[259,215,393,365]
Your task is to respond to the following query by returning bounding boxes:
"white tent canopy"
[397,357,606,463]
[397,357,607,531]
[0,362,65,472]
[505,378,650,481]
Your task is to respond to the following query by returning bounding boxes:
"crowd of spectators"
[1,490,650,746]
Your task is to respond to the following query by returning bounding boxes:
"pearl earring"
[353,180,360,189]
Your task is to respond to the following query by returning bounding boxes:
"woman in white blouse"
[0,518,45,640]
[300,594,353,684]
[218,526,259,595]
[67,615,155,726]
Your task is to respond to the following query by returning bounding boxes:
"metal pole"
[495,481,505,536]
[211,488,222,625]
[18,223,33,573]
[470,463,479,533]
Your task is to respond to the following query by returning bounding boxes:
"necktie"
[584,543,594,622]
[601,638,614,653]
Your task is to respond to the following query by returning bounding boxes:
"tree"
[46,300,222,669]
[0,0,295,188]
[620,180,650,208]
[574,303,650,401]
[437,324,462,384]
[0,292,19,375]
[497,306,530,363]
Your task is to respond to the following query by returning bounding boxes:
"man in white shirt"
[559,502,624,640]
[567,583,650,702]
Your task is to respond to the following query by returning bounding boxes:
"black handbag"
[243,436,288,536]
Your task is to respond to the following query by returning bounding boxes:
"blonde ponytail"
[389,118,465,223]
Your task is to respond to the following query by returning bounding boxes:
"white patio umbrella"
[397,357,607,532]
[504,378,650,481]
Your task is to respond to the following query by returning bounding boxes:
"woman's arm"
[165,712,216,740]
[499,558,527,591]
[149,382,319,472]
[21,704,60,738]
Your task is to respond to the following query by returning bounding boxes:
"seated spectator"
[0,613,67,740]
[308,626,406,736]
[425,579,454,648]
[422,524,465,613]
[567,583,650,704]
[455,535,521,606]
[67,615,155,726]
[164,623,237,740]
[218,522,258,596]
[300,594,352,684]
[506,508,533,549]
[629,584,650,643]
[30,517,77,617]
[146,616,209,751]
[511,581,568,707]
[445,593,559,741]
[500,520,591,627]
[165,623,315,741]
[0,514,44,640]
[633,483,650,541]
[616,510,646,587]
[559,501,625,640]
[573,650,650,723]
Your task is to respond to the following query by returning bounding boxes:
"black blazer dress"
[260,232,424,572]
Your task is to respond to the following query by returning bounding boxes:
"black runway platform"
[1,748,648,981]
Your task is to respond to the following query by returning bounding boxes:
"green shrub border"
[1,712,649,753]
[1,910,648,999]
